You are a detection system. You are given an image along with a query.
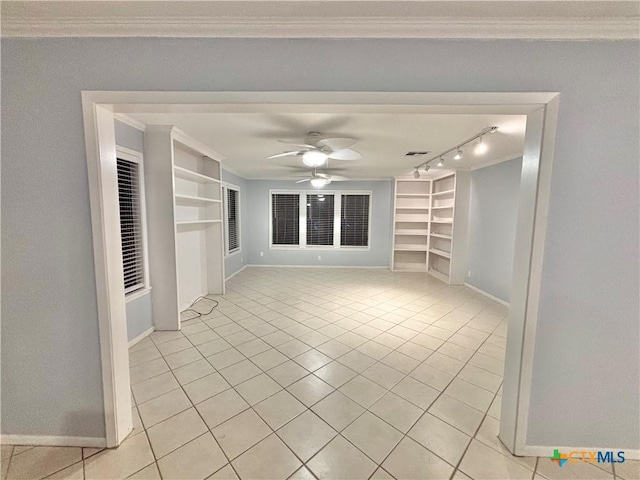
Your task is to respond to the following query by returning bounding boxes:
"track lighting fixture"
[412,126,498,174]
[474,135,488,155]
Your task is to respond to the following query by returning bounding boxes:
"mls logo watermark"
[551,449,625,467]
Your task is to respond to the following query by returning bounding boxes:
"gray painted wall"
[245,180,393,266]
[221,169,248,278]
[114,120,154,342]
[466,158,522,303]
[1,39,638,449]
[125,294,153,342]
[114,119,144,153]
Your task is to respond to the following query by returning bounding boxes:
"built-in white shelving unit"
[427,172,455,282]
[145,126,226,330]
[391,179,431,273]
[392,171,469,285]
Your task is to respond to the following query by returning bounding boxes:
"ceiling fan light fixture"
[311,177,330,188]
[302,150,329,167]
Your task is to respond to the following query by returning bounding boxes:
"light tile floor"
[2,268,637,480]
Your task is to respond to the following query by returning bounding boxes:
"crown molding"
[2,16,638,40]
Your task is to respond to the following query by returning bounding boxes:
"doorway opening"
[82,92,559,463]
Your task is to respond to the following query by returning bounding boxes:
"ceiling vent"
[405,151,429,157]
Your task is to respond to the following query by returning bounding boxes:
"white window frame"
[115,146,150,302]
[223,182,241,256]
[269,189,372,251]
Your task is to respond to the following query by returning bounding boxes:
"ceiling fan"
[294,168,349,188]
[267,131,362,167]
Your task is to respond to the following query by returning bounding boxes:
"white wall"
[466,157,522,303]
[1,38,637,450]
[245,180,393,267]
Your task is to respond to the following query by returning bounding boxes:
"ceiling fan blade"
[266,150,302,159]
[295,178,311,183]
[328,148,362,161]
[317,137,356,151]
[315,173,330,179]
[328,175,350,181]
[277,140,317,149]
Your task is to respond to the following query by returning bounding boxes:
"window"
[224,186,240,254]
[341,194,370,247]
[270,190,371,248]
[307,194,334,246]
[116,154,146,294]
[272,193,300,245]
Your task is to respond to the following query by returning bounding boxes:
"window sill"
[125,287,152,303]
[269,246,371,252]
[226,248,241,258]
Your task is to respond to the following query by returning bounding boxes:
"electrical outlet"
[318,255,322,261]
[260,251,264,257]
[241,257,243,262]
[468,270,472,277]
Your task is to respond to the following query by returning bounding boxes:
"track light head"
[413,168,420,179]
[453,148,463,161]
[423,164,430,172]
[437,157,444,167]
[474,135,488,155]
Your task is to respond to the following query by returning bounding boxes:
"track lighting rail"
[413,126,498,177]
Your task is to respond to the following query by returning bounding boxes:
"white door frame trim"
[82,91,558,450]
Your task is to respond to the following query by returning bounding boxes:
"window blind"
[226,188,239,252]
[116,158,145,293]
[272,194,300,245]
[307,194,334,246]
[341,194,370,247]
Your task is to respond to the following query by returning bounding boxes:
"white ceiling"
[129,112,526,179]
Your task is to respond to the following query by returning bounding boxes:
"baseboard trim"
[520,444,640,461]
[128,326,155,348]
[0,435,107,448]
[464,282,510,307]
[225,264,248,281]
[247,264,389,269]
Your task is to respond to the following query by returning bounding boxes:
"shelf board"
[174,166,220,184]
[429,248,451,259]
[396,206,430,210]
[432,189,455,197]
[395,245,429,252]
[396,193,430,197]
[431,205,454,210]
[430,233,452,240]
[431,219,453,224]
[394,263,428,272]
[176,220,222,226]
[428,269,450,283]
[175,194,221,205]
[395,229,429,236]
